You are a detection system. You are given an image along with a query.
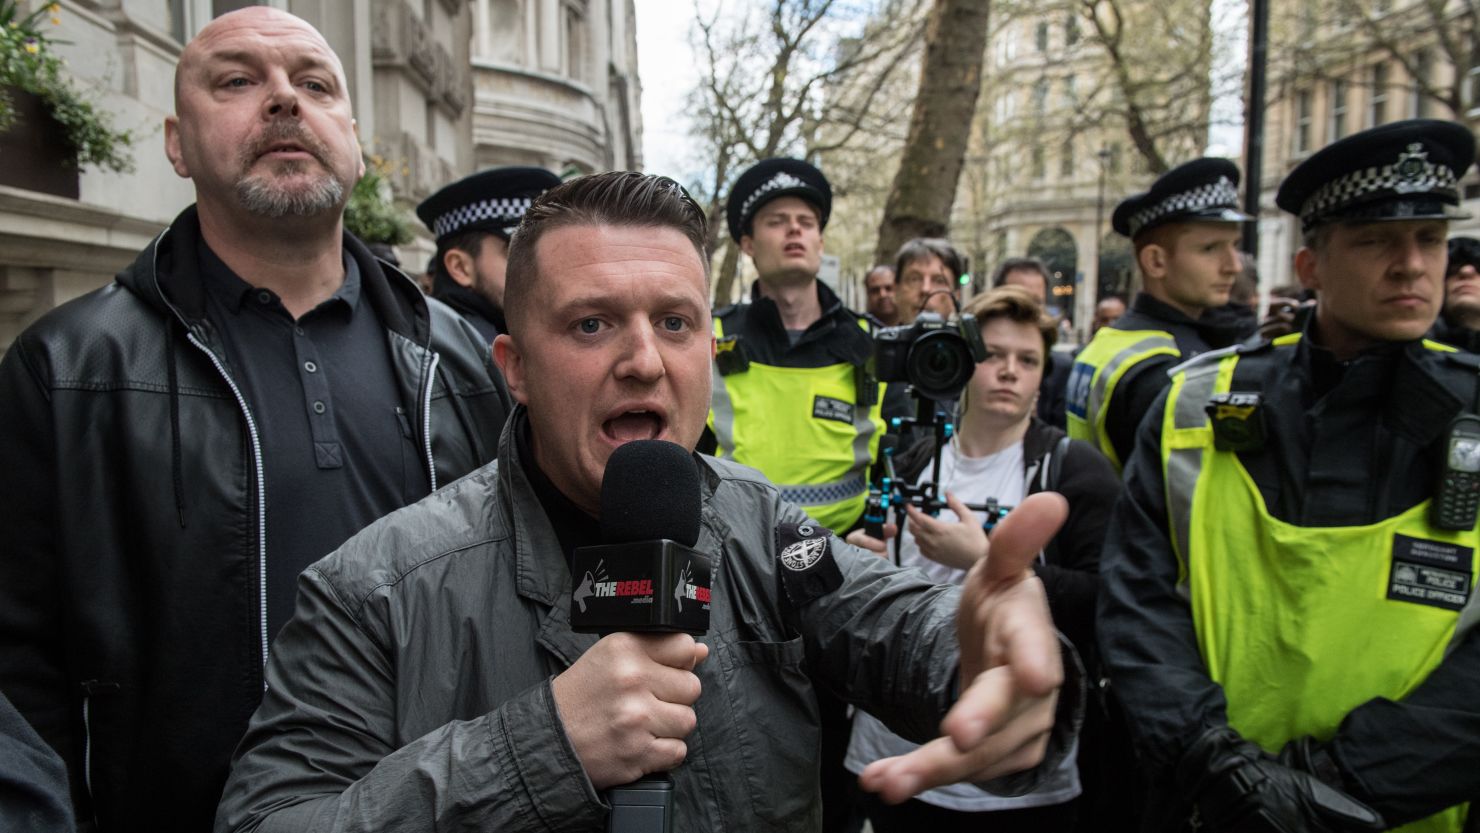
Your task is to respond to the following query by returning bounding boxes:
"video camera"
[864,310,1008,564]
[872,311,988,403]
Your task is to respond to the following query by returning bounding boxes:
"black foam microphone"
[570,440,711,635]
[569,440,712,833]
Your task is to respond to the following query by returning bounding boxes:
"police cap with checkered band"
[726,158,832,243]
[416,166,562,243]
[1112,157,1253,239]
[1276,119,1475,234]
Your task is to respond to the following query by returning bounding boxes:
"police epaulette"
[713,303,742,319]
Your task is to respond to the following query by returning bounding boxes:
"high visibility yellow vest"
[1162,335,1475,833]
[708,317,885,534]
[1065,327,1180,472]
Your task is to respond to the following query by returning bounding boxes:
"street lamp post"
[1081,146,1112,343]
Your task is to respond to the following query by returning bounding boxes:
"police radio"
[1432,414,1480,531]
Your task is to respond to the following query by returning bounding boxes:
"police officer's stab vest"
[1065,327,1180,472]
[708,317,885,534]
[1163,334,1476,833]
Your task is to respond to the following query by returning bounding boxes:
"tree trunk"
[872,0,990,265]
[711,243,744,308]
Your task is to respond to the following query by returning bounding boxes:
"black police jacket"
[0,206,509,831]
[1100,293,1254,464]
[1099,327,1480,830]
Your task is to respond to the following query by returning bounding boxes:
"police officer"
[417,166,561,342]
[1099,119,1480,833]
[1066,158,1255,471]
[706,158,886,535]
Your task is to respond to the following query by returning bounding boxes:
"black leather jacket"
[0,207,510,830]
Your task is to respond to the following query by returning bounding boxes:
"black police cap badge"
[1276,119,1476,232]
[725,158,832,243]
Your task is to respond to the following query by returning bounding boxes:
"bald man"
[0,8,509,828]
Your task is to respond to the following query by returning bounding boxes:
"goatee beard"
[236,162,347,218]
[235,121,349,218]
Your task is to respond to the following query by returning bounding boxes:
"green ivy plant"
[344,159,414,245]
[1,1,134,172]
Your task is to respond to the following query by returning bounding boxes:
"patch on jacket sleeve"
[775,522,843,605]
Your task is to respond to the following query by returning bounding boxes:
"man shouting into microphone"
[216,172,1081,832]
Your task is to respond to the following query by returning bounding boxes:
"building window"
[1035,21,1050,52]
[1032,146,1046,180]
[1295,89,1313,154]
[1065,13,1079,46]
[1329,80,1348,141]
[213,0,254,15]
[1369,62,1389,126]
[1033,79,1048,116]
[564,2,588,83]
[1410,49,1432,118]
[1061,139,1075,178]
[1064,73,1076,107]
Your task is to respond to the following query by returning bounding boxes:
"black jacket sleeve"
[1104,356,1175,466]
[0,340,73,786]
[1033,439,1121,657]
[0,688,74,833]
[1096,389,1230,783]
[1331,623,1480,825]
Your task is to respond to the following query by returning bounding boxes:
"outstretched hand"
[859,491,1068,803]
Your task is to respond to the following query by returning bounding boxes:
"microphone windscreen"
[599,440,702,547]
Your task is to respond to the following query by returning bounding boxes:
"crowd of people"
[2,6,1480,833]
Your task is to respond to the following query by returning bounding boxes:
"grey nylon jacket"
[217,409,1080,832]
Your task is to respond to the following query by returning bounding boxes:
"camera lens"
[906,330,973,401]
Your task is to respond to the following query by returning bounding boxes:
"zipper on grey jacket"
[187,332,270,677]
[421,351,441,491]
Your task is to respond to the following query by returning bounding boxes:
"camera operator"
[845,286,1125,833]
[895,238,965,324]
[882,239,971,438]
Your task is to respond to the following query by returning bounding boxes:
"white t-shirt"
[843,438,1081,812]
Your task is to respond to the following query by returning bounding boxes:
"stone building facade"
[470,0,642,174]
[1252,0,1480,290]
[958,0,1213,334]
[0,0,641,355]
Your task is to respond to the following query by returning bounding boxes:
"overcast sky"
[632,0,1250,178]
[633,0,702,184]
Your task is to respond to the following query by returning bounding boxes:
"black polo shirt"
[199,241,429,640]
